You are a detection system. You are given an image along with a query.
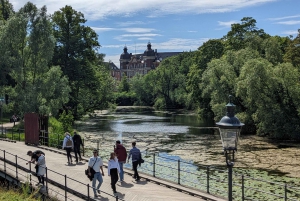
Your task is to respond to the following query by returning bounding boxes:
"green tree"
[0,2,70,116]
[52,5,101,118]
[283,33,300,68]
[0,0,14,21]
[119,74,130,92]
[224,17,268,51]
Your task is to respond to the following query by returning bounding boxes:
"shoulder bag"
[85,158,98,181]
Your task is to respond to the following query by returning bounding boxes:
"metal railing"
[1,128,300,200]
[0,149,123,201]
[136,152,300,201]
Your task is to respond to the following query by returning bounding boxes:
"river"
[76,107,300,182]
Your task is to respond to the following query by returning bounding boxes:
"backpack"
[66,137,73,147]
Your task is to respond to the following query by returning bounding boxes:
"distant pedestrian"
[88,149,105,198]
[114,140,127,182]
[36,151,46,186]
[72,131,84,163]
[26,150,45,185]
[108,152,120,194]
[62,132,73,164]
[127,141,141,181]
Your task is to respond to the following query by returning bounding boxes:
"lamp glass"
[219,127,240,150]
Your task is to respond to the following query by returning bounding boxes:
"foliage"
[115,91,137,106]
[49,116,63,134]
[0,182,39,200]
[118,74,130,92]
[0,2,70,117]
[58,110,74,133]
[51,5,106,119]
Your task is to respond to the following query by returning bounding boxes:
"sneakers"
[94,195,98,198]
[135,178,140,181]
[97,189,100,194]
[113,190,117,194]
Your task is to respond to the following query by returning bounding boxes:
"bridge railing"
[138,152,300,201]
[1,129,300,200]
[0,149,124,201]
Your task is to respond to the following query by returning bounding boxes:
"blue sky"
[11,0,300,67]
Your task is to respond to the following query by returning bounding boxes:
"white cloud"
[105,54,121,67]
[121,28,156,33]
[137,37,154,40]
[105,38,208,52]
[268,15,300,21]
[11,0,276,20]
[115,33,161,41]
[276,20,300,25]
[116,21,145,27]
[218,20,239,28]
[91,27,116,32]
[188,31,198,33]
[281,30,299,35]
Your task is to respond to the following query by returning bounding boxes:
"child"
[108,152,120,194]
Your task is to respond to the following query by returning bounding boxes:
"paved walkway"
[0,140,225,201]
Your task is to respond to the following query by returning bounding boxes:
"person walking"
[36,151,46,186]
[114,140,127,182]
[26,150,45,185]
[108,152,120,194]
[62,132,73,164]
[127,141,141,181]
[72,131,84,163]
[88,149,105,198]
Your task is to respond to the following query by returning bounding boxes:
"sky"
[10,0,300,68]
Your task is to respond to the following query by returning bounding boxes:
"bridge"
[0,140,224,201]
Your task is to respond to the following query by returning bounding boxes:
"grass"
[0,182,40,201]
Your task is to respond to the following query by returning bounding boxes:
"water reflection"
[92,112,215,135]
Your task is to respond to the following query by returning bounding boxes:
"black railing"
[0,149,124,201]
[137,152,300,201]
[1,128,300,200]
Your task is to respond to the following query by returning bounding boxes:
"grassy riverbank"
[0,184,37,201]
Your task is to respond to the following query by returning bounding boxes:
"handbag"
[85,158,97,180]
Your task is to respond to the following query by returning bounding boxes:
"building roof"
[104,61,119,70]
[120,46,131,60]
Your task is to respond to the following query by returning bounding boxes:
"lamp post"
[0,97,4,134]
[216,95,244,201]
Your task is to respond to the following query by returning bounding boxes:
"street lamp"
[216,95,244,201]
[0,97,4,134]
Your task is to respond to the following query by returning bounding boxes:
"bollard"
[228,164,233,201]
[15,155,18,179]
[153,153,155,177]
[206,166,210,194]
[64,175,67,201]
[285,183,287,201]
[4,150,6,172]
[87,183,90,201]
[242,175,244,201]
[46,167,48,194]
[178,159,180,185]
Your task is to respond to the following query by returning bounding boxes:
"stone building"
[112,42,182,80]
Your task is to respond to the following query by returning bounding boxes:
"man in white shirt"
[88,149,105,198]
